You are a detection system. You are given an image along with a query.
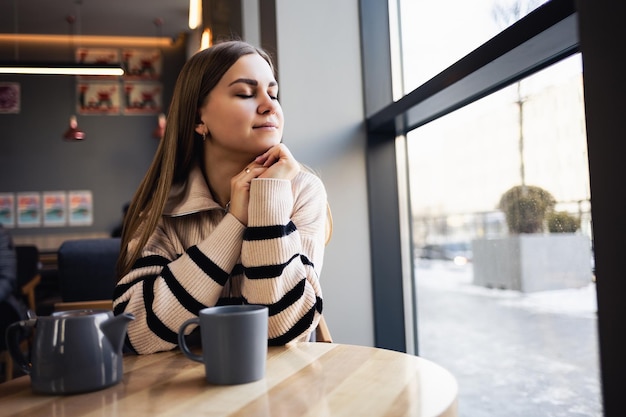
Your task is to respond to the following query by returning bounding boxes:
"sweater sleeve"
[243,172,327,345]
[113,213,246,354]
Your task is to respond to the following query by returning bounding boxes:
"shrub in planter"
[547,211,580,233]
[498,185,556,234]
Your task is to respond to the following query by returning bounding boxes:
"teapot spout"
[101,312,135,352]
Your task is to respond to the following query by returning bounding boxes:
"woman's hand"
[228,144,300,225]
[254,143,301,180]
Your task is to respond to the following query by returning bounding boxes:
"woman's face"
[197,53,283,157]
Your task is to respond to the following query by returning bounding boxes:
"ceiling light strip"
[0,63,124,76]
[0,33,174,47]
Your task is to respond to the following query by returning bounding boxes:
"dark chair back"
[57,238,121,302]
[14,245,41,312]
[14,245,40,290]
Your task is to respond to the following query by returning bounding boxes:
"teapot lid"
[51,309,112,319]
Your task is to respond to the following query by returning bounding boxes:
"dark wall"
[0,39,186,238]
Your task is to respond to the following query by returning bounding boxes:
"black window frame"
[360,0,625,415]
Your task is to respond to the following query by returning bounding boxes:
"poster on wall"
[122,81,162,115]
[43,191,68,227]
[0,82,20,114]
[76,48,121,80]
[68,190,93,226]
[0,193,15,227]
[122,48,162,80]
[17,192,41,228]
[77,81,121,115]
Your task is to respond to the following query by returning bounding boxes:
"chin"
[264,137,282,147]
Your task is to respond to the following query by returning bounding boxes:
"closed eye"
[236,93,278,100]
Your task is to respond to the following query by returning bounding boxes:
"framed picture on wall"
[0,82,20,114]
[68,190,93,226]
[17,192,41,228]
[43,191,68,227]
[77,81,121,115]
[76,48,121,80]
[0,193,15,227]
[122,81,162,115]
[122,48,162,80]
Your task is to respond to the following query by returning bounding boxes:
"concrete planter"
[472,234,593,292]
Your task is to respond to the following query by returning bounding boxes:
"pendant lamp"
[152,113,166,139]
[63,115,85,141]
[62,5,85,141]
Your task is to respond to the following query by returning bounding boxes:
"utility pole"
[492,0,541,191]
[517,82,526,188]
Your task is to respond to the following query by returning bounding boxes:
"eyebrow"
[228,78,277,88]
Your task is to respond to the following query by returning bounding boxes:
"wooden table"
[0,342,458,417]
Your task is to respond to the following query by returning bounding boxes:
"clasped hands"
[228,144,300,225]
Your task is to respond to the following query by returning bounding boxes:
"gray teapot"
[6,309,134,395]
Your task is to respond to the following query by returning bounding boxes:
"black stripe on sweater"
[245,253,299,279]
[266,278,306,316]
[269,304,317,346]
[300,254,313,267]
[112,300,137,354]
[134,254,170,269]
[113,300,129,316]
[113,275,150,299]
[160,266,206,315]
[186,245,229,286]
[244,221,297,241]
[113,254,170,299]
[216,296,246,305]
[123,333,138,355]
[143,276,178,344]
[232,263,244,276]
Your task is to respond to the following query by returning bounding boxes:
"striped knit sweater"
[113,165,327,354]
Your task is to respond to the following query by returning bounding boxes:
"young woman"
[113,40,328,354]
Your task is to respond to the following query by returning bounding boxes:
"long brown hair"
[116,40,275,278]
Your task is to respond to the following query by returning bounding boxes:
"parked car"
[419,242,472,265]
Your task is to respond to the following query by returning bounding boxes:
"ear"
[194,123,206,136]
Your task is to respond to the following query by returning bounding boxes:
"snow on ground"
[415,259,597,318]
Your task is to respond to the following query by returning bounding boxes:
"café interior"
[0,1,624,416]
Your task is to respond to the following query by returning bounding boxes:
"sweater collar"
[162,164,223,216]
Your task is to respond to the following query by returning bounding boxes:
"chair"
[314,315,332,343]
[2,245,40,382]
[314,204,333,343]
[56,238,121,305]
[15,245,41,312]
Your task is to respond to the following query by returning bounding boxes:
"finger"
[255,144,288,166]
[263,147,288,167]
[240,165,266,177]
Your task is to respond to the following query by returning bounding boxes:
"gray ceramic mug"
[178,305,268,385]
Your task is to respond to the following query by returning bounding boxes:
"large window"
[406,55,599,416]
[362,0,625,416]
[399,0,550,93]
[391,0,599,415]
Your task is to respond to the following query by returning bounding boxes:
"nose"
[257,93,277,115]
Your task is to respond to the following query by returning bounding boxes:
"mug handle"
[6,319,36,374]
[178,317,204,363]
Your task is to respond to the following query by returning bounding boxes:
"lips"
[254,121,278,129]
